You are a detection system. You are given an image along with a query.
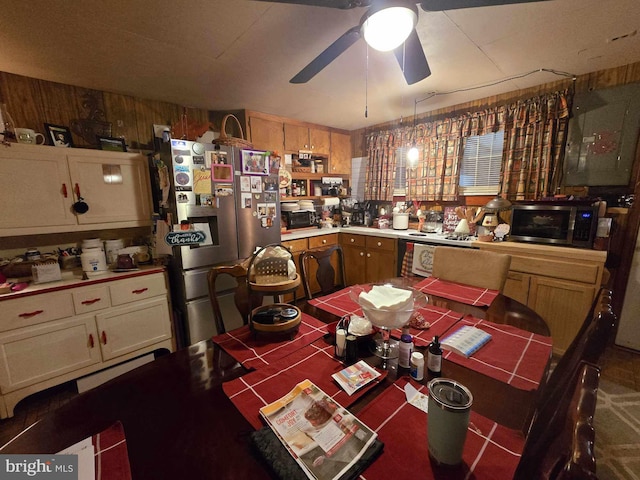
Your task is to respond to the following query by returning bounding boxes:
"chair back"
[299,244,346,300]
[207,258,263,335]
[431,246,511,292]
[514,361,600,480]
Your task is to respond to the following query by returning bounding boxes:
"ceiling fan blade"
[393,29,431,85]
[421,0,551,11]
[254,0,370,9]
[290,26,361,83]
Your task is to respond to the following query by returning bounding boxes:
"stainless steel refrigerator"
[158,139,281,347]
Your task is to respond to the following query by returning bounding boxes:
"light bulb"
[362,6,417,52]
[407,145,419,168]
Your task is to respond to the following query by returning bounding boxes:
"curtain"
[364,89,572,202]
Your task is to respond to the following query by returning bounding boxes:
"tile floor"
[1,341,638,449]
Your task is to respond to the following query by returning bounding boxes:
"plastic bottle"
[427,336,443,378]
[398,326,414,368]
[410,352,424,381]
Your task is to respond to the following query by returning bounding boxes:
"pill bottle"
[410,352,425,381]
[398,326,413,368]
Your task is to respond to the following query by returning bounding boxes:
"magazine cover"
[259,379,378,480]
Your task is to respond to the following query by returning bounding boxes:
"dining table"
[0,278,553,480]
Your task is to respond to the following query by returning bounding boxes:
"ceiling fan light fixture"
[362,4,418,52]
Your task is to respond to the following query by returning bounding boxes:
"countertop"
[0,266,166,301]
[281,225,477,247]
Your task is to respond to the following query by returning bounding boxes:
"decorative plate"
[279,169,292,188]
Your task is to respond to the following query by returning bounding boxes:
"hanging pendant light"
[361,2,418,52]
[406,99,419,169]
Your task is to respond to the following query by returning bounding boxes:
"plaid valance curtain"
[364,89,572,201]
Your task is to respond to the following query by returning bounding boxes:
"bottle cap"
[400,333,413,342]
[412,352,424,360]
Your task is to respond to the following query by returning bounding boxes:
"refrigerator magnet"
[212,164,233,183]
[250,177,262,193]
[241,149,269,175]
[214,184,233,197]
[241,193,252,209]
[257,203,267,217]
[240,176,251,192]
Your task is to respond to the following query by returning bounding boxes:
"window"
[459,130,504,196]
[393,147,407,196]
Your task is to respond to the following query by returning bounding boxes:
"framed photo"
[97,135,126,152]
[45,123,73,148]
[212,164,233,183]
[241,149,269,175]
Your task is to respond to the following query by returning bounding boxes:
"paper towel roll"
[322,197,340,206]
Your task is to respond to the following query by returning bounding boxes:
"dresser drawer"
[1,292,75,332]
[309,233,338,249]
[72,285,111,314]
[109,273,167,306]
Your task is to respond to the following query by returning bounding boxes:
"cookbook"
[257,379,382,480]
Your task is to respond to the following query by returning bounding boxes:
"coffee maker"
[351,203,365,225]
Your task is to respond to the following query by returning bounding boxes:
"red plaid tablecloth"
[92,421,132,480]
[356,378,525,480]
[442,316,553,391]
[223,340,387,430]
[211,313,328,369]
[308,287,463,347]
[415,277,499,307]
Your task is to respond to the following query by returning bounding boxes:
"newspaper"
[259,379,378,480]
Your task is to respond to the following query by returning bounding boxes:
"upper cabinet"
[330,131,352,175]
[247,114,285,153]
[0,144,153,237]
[284,123,330,154]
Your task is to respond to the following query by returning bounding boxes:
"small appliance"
[509,203,598,247]
[282,210,314,230]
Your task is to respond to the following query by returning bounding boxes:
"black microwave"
[509,204,598,248]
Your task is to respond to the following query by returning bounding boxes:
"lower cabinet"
[0,270,173,418]
[476,242,606,355]
[340,233,397,285]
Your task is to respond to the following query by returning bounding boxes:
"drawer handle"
[132,288,148,295]
[62,183,68,198]
[101,331,107,345]
[18,310,44,318]
[322,239,327,244]
[377,241,382,247]
[350,238,355,243]
[81,298,101,305]
[88,334,94,348]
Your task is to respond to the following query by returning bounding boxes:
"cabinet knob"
[322,239,327,244]
[377,241,382,247]
[350,238,355,243]
[367,253,371,258]
[360,252,364,256]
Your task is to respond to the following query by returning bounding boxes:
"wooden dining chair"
[298,244,346,300]
[207,257,263,335]
[431,246,511,292]
[514,361,601,480]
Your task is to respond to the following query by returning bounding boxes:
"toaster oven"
[282,210,314,230]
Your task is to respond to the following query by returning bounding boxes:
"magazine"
[331,360,382,396]
[440,325,492,357]
[259,379,379,480]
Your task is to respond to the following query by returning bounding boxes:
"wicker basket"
[214,114,253,149]
[292,166,311,173]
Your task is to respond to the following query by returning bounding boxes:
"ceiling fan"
[256,0,552,85]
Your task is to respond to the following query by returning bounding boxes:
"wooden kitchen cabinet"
[0,144,153,237]
[284,123,330,154]
[476,241,606,354]
[0,270,173,418]
[330,131,352,175]
[248,114,284,152]
[340,233,397,285]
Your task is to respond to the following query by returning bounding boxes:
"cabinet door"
[284,123,309,151]
[503,272,530,305]
[309,128,330,154]
[366,249,397,283]
[528,277,596,354]
[330,131,352,174]
[342,244,367,285]
[249,116,284,152]
[66,152,152,224]
[95,296,172,361]
[0,316,100,393]
[0,146,76,230]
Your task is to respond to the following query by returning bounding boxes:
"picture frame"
[96,135,126,152]
[240,149,269,175]
[45,123,74,148]
[212,164,233,183]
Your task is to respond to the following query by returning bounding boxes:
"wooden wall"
[0,72,209,151]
